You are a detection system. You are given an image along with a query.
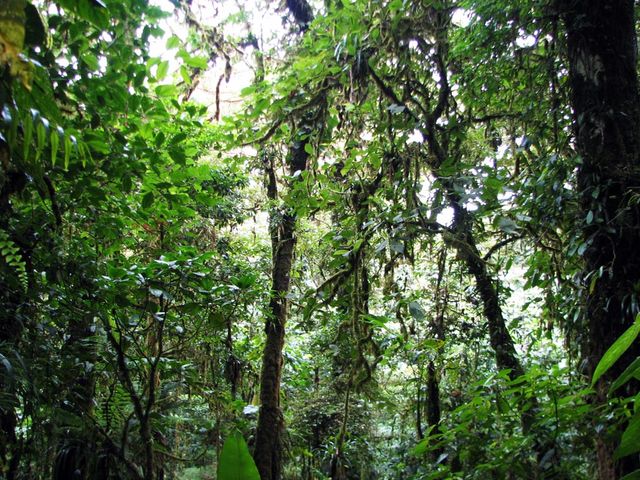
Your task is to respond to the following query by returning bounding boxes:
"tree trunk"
[563,1,640,477]
[397,0,543,461]
[425,361,441,436]
[445,194,541,448]
[450,201,525,379]
[425,249,446,452]
[254,135,310,480]
[253,207,297,480]
[252,2,316,477]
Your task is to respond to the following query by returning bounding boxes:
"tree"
[2,0,640,478]
[563,0,640,477]
[251,1,328,477]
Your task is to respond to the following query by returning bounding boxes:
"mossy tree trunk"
[563,1,640,477]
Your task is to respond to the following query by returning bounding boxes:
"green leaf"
[586,210,594,224]
[58,0,109,29]
[408,301,425,321]
[84,132,109,154]
[610,356,640,393]
[363,314,392,328]
[304,142,314,155]
[390,239,404,254]
[217,432,260,480]
[240,85,256,96]
[81,52,99,71]
[168,147,186,165]
[615,413,640,459]
[179,65,191,85]
[620,470,640,480]
[155,84,177,98]
[166,35,181,49]
[231,274,257,289]
[171,133,187,144]
[0,353,12,375]
[156,61,169,81]
[149,288,172,300]
[180,52,209,69]
[496,392,510,414]
[50,128,60,166]
[142,192,154,209]
[592,314,640,386]
[24,3,47,47]
[23,112,33,161]
[412,437,429,456]
[63,133,72,169]
[35,121,46,160]
[497,217,518,234]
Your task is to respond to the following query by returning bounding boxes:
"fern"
[96,383,132,431]
[0,229,27,290]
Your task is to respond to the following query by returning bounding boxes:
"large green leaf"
[620,469,640,480]
[592,314,640,386]
[610,356,640,393]
[217,432,260,480]
[615,413,640,459]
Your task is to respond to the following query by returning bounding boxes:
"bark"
[416,380,424,440]
[104,310,158,480]
[425,361,442,456]
[563,1,640,477]
[449,201,524,379]
[330,379,351,480]
[423,250,445,451]
[253,207,297,480]
[253,135,310,480]
[253,1,315,477]
[404,2,529,395]
[426,249,446,437]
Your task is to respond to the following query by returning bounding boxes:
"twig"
[483,234,524,261]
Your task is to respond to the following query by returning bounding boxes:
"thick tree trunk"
[254,135,310,480]
[253,211,297,480]
[252,1,317,475]
[425,361,441,435]
[563,1,640,477]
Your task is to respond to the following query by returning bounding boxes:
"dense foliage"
[1,0,639,479]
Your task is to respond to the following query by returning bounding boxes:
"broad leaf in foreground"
[217,432,260,480]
